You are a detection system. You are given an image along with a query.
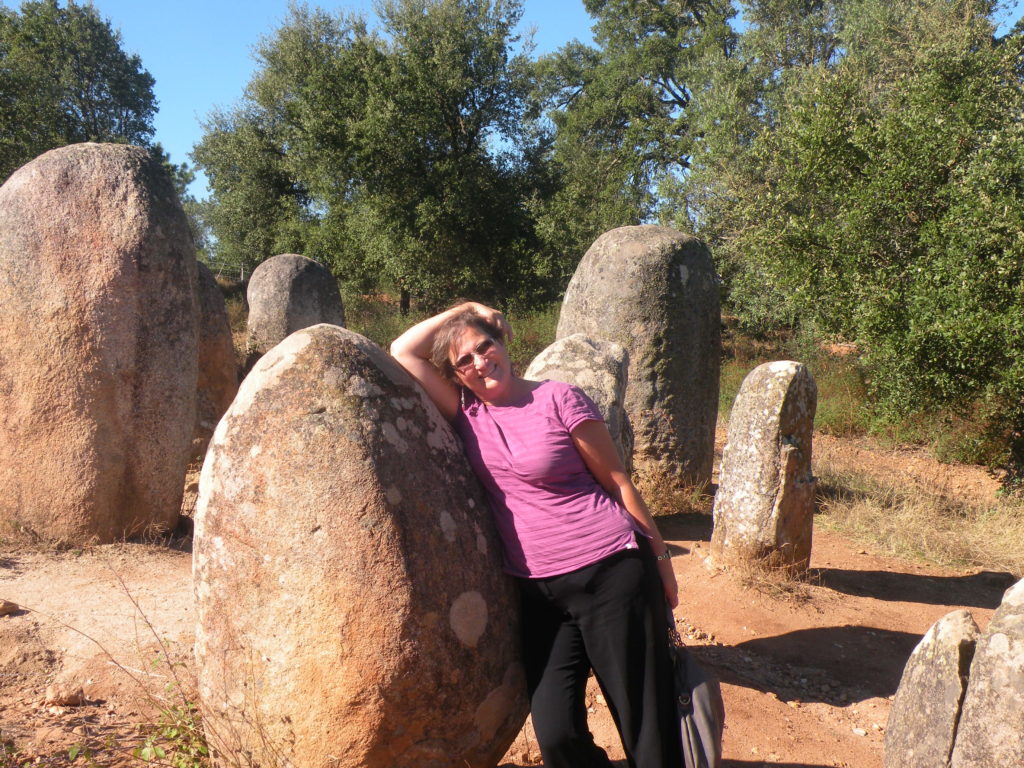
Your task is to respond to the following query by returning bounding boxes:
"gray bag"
[669,627,725,768]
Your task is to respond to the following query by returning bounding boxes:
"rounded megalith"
[194,324,527,768]
[0,142,198,545]
[951,578,1024,768]
[557,225,720,509]
[191,262,238,461]
[885,609,979,768]
[711,361,817,571]
[525,333,633,471]
[245,253,344,358]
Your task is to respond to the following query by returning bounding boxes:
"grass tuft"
[729,551,821,604]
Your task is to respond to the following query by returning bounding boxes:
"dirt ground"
[0,432,1016,767]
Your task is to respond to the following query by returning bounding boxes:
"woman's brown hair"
[430,307,505,383]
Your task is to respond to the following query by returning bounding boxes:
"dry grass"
[815,463,1024,578]
[730,553,822,604]
[638,473,713,518]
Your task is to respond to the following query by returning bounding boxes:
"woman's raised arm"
[390,301,510,422]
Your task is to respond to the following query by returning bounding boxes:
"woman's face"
[450,326,512,402]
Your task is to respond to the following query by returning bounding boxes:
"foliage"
[676,0,1024,482]
[0,0,157,180]
[532,0,727,267]
[134,700,209,768]
[504,300,560,372]
[194,0,552,307]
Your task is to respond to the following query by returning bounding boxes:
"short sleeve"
[557,383,604,433]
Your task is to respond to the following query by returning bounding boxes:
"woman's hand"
[462,301,512,342]
[657,555,679,609]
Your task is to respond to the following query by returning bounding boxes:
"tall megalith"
[0,143,198,544]
[951,578,1024,767]
[885,610,979,768]
[525,333,633,471]
[192,261,238,461]
[194,324,527,767]
[245,253,344,358]
[557,225,720,508]
[711,361,816,571]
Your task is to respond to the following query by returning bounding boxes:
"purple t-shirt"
[453,379,639,578]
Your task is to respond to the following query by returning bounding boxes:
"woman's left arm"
[571,420,679,609]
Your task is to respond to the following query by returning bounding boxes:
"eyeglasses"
[453,337,496,372]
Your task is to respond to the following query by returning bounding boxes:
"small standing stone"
[525,334,633,471]
[885,609,979,768]
[245,253,344,359]
[951,578,1024,768]
[557,225,720,509]
[711,361,817,571]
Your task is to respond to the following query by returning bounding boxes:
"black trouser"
[518,541,682,768]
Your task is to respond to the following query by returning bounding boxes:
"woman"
[391,300,682,768]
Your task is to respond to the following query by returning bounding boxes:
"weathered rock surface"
[245,253,344,358]
[194,324,527,768]
[525,333,633,470]
[0,143,198,544]
[711,361,817,570]
[192,261,238,460]
[556,225,720,507]
[45,683,85,707]
[951,578,1024,768]
[885,609,979,768]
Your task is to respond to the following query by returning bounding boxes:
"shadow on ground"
[816,567,1013,609]
[694,623,917,705]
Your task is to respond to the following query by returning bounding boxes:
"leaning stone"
[711,361,817,571]
[0,143,198,545]
[525,334,633,471]
[245,253,344,359]
[557,225,720,508]
[191,262,238,460]
[194,324,527,768]
[951,578,1024,768]
[884,610,979,768]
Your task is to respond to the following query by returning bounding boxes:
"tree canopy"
[191,0,1024,479]
[193,0,548,307]
[673,0,1024,478]
[0,0,157,180]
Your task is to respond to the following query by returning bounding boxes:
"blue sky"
[27,1,596,197]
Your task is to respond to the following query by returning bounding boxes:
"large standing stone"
[0,143,198,545]
[885,610,979,768]
[194,324,527,768]
[711,361,816,571]
[557,225,720,508]
[192,261,238,461]
[951,578,1024,768]
[525,333,633,471]
[245,253,344,357]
